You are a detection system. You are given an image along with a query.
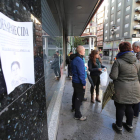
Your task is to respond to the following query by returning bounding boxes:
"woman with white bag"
[88,50,106,103]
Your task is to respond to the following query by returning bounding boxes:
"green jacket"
[110,52,140,104]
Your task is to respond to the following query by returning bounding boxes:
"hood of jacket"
[118,52,137,64]
[70,53,83,60]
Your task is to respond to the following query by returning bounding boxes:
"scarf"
[116,51,133,58]
[96,58,101,68]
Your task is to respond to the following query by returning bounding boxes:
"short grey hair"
[76,46,85,53]
[133,41,140,48]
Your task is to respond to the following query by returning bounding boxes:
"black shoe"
[83,98,87,101]
[91,100,95,103]
[71,109,75,112]
[123,123,133,133]
[96,98,101,102]
[112,123,122,134]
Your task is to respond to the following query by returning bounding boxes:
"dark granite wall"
[0,0,48,139]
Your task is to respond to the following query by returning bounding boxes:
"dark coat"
[109,52,140,104]
[51,58,59,69]
[70,53,86,86]
[88,59,105,76]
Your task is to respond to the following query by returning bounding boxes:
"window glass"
[126,6,130,11]
[125,15,130,19]
[118,2,121,7]
[124,32,128,36]
[116,34,119,37]
[117,18,120,22]
[125,23,129,28]
[112,7,114,11]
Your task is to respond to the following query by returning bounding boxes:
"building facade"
[81,15,97,56]
[103,0,140,61]
[96,2,104,51]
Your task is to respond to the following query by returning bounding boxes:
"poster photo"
[0,12,35,94]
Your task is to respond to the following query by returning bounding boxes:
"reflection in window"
[16,2,19,7]
[23,6,26,10]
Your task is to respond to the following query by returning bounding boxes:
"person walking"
[132,41,140,118]
[70,46,86,121]
[110,42,140,134]
[88,50,106,103]
[51,54,61,79]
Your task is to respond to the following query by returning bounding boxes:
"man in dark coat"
[66,51,73,78]
[70,46,86,121]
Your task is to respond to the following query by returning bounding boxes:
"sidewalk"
[57,64,140,140]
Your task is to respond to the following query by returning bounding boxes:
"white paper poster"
[0,12,35,94]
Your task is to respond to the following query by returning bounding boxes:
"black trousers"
[68,64,72,77]
[114,102,134,127]
[90,75,100,95]
[72,83,85,118]
[133,102,140,117]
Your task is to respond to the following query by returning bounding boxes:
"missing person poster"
[0,12,35,94]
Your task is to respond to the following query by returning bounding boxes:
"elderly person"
[70,46,86,121]
[110,42,140,134]
[132,41,140,118]
[133,41,140,61]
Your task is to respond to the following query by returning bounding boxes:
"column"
[92,38,95,50]
[44,37,48,57]
[89,37,91,54]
